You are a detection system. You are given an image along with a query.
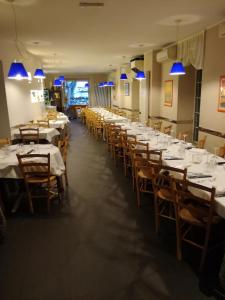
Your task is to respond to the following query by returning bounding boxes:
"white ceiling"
[0,0,224,74]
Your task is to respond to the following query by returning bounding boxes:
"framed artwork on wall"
[124,82,130,96]
[218,75,225,112]
[164,80,173,107]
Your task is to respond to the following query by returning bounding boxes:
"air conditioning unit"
[130,56,144,73]
[219,22,225,38]
[156,46,177,63]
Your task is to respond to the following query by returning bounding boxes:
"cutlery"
[26,149,34,154]
[188,174,212,179]
[217,162,225,165]
[164,157,184,160]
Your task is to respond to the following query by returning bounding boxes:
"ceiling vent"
[79,2,104,7]
[130,55,144,73]
[156,46,177,63]
[219,22,225,38]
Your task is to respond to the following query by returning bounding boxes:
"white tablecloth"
[49,119,69,129]
[0,144,65,178]
[91,108,127,123]
[11,127,60,143]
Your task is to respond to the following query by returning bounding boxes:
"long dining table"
[91,107,225,219]
[11,127,60,143]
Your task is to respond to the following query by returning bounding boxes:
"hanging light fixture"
[58,75,65,82]
[7,0,28,80]
[170,20,186,76]
[120,73,128,80]
[103,81,108,87]
[107,81,115,87]
[8,61,28,80]
[85,83,90,88]
[33,68,45,79]
[53,78,62,87]
[98,82,104,88]
[136,71,146,80]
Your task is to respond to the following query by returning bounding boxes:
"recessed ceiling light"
[158,14,201,26]
[129,43,154,48]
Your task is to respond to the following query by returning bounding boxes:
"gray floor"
[0,120,213,300]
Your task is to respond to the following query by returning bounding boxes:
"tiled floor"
[0,120,218,300]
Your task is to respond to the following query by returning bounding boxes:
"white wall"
[0,39,45,128]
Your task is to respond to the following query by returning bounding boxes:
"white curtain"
[93,85,111,107]
[177,31,205,70]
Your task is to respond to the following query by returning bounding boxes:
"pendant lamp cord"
[11,2,24,58]
[175,19,181,60]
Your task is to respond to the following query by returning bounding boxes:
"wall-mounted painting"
[30,90,44,103]
[218,75,225,112]
[124,82,130,96]
[164,80,173,107]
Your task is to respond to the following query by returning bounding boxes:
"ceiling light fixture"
[53,78,62,87]
[136,71,146,80]
[170,20,186,76]
[85,83,90,88]
[107,81,115,87]
[58,75,65,82]
[7,0,28,80]
[33,68,45,79]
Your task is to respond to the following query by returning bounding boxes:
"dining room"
[1,0,225,299]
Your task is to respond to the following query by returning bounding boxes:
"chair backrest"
[219,145,225,158]
[0,138,10,148]
[153,121,162,131]
[152,165,187,197]
[58,137,68,163]
[163,125,172,135]
[17,153,50,180]
[197,135,207,149]
[176,180,216,226]
[37,120,50,128]
[19,128,39,144]
[177,131,189,141]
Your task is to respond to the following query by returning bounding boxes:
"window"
[64,80,89,106]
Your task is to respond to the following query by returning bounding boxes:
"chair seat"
[138,169,153,179]
[179,204,221,226]
[27,175,56,184]
[157,188,174,201]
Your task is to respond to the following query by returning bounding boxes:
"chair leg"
[136,176,141,208]
[154,196,160,233]
[199,224,211,272]
[65,170,68,186]
[26,184,34,214]
[175,207,182,261]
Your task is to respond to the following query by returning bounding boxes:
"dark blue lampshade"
[103,82,108,87]
[85,83,90,88]
[136,71,146,80]
[107,81,115,87]
[53,79,62,87]
[169,62,186,75]
[98,82,104,87]
[58,75,65,82]
[34,68,45,79]
[8,62,28,80]
[120,73,128,80]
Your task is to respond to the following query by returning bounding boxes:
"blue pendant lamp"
[34,68,45,79]
[58,75,65,82]
[98,82,104,88]
[107,81,115,87]
[85,83,90,88]
[8,61,28,80]
[53,78,62,87]
[136,71,146,80]
[103,81,108,87]
[169,62,185,75]
[120,73,128,80]
[169,20,186,76]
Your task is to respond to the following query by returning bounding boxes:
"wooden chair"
[17,153,61,213]
[58,137,69,186]
[218,144,225,158]
[197,135,207,149]
[177,131,189,141]
[152,165,187,233]
[176,180,220,272]
[19,128,39,144]
[0,138,10,148]
[163,125,172,135]
[135,150,162,207]
[36,120,50,128]
[153,121,162,131]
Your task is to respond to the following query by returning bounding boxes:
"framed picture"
[218,75,225,112]
[164,80,173,107]
[124,82,130,96]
